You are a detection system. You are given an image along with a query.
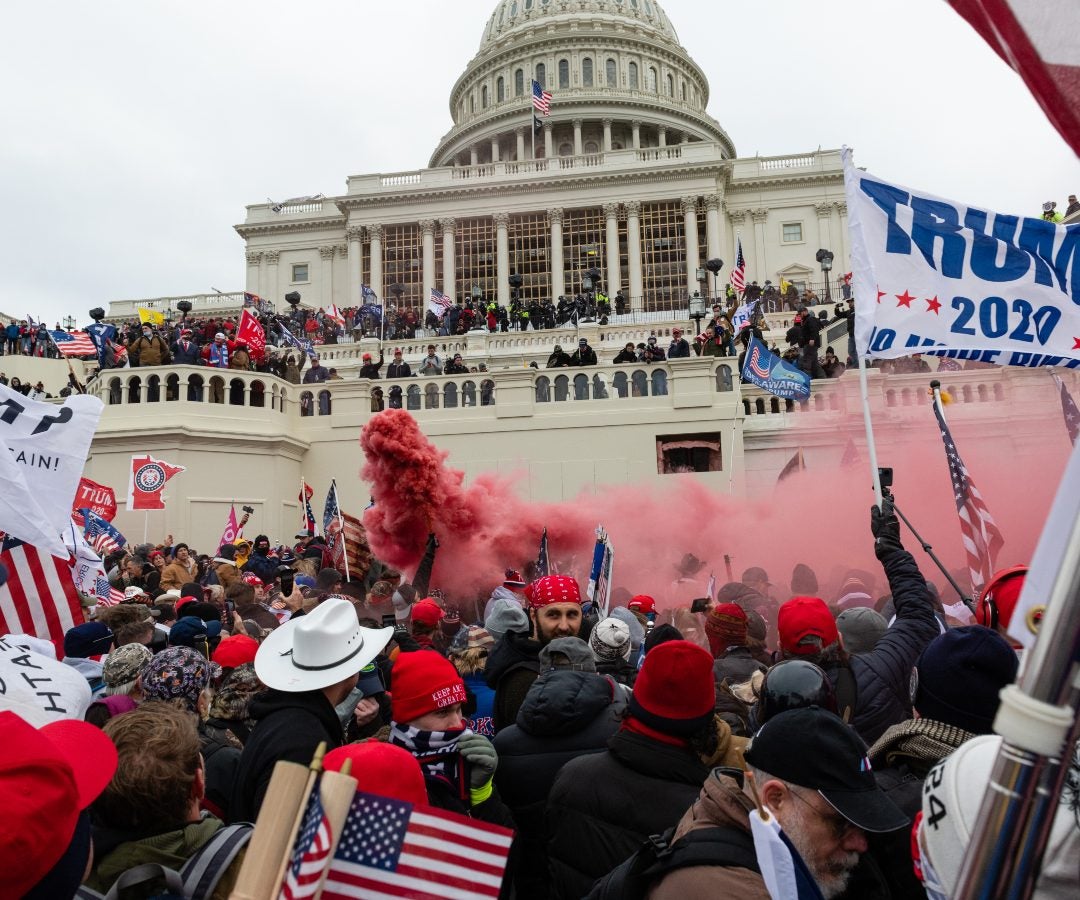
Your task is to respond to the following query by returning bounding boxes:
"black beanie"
[913,625,1018,734]
[644,623,683,654]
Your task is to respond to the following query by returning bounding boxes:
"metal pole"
[857,356,884,507]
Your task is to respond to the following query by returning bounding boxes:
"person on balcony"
[546,344,572,368]
[171,328,201,365]
[571,338,597,366]
[642,335,666,363]
[668,328,691,359]
[613,342,638,364]
[444,353,469,375]
[129,324,171,367]
[358,351,383,380]
[419,345,442,375]
[201,332,235,369]
[303,355,330,383]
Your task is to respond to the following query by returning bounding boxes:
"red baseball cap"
[410,598,445,628]
[0,711,118,897]
[175,595,199,616]
[241,572,264,587]
[524,575,582,609]
[211,634,260,669]
[778,596,839,655]
[628,595,656,615]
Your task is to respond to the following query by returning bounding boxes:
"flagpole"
[143,510,149,546]
[340,510,350,582]
[857,356,884,508]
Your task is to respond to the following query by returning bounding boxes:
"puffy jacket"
[545,724,711,900]
[485,629,543,733]
[495,671,626,900]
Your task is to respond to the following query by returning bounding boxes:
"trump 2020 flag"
[218,505,240,552]
[741,337,811,401]
[843,148,1080,369]
[0,381,103,558]
[127,455,186,511]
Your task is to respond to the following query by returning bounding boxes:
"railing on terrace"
[106,292,252,319]
[90,365,294,413]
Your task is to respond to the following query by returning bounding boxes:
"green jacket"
[85,816,244,900]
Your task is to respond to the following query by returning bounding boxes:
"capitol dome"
[429,0,735,167]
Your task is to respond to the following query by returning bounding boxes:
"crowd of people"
[5,494,1075,899]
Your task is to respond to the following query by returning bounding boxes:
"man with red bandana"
[483,574,583,733]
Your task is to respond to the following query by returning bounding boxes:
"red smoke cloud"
[359,408,1070,607]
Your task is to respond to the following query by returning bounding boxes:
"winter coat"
[172,339,201,365]
[712,647,766,686]
[571,346,598,366]
[485,629,543,733]
[386,360,411,378]
[160,559,198,592]
[546,723,712,900]
[668,338,691,358]
[495,670,626,900]
[129,334,171,366]
[612,349,638,364]
[464,672,496,738]
[231,689,344,822]
[242,544,278,585]
[214,559,241,592]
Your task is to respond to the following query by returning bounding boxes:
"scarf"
[209,343,229,368]
[388,723,472,801]
[868,718,976,776]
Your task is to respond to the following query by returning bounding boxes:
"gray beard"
[783,801,860,900]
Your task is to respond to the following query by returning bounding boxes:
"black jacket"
[386,360,411,378]
[495,671,626,900]
[545,726,711,900]
[612,349,638,364]
[713,647,766,686]
[171,339,201,365]
[230,689,344,823]
[571,346,598,366]
[485,630,543,733]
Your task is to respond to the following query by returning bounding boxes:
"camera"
[878,467,894,493]
[690,597,711,615]
[382,614,398,629]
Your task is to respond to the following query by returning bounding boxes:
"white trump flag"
[843,148,1080,369]
[0,382,103,557]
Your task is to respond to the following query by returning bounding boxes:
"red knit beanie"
[628,640,715,736]
[705,602,748,657]
[324,741,428,806]
[390,650,466,724]
[778,596,839,655]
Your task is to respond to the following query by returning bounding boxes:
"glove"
[458,732,498,791]
[870,496,902,559]
[427,532,440,551]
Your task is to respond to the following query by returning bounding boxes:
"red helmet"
[975,565,1028,630]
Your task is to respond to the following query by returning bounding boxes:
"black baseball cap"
[744,707,908,833]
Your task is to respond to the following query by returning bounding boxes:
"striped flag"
[0,537,85,647]
[532,79,552,115]
[932,394,1005,594]
[280,777,333,900]
[585,527,614,619]
[94,573,124,608]
[80,509,126,556]
[536,527,550,578]
[1051,372,1079,445]
[730,236,746,292]
[322,790,512,900]
[299,479,316,536]
[428,288,453,317]
[47,329,97,357]
[327,511,373,581]
[325,304,346,327]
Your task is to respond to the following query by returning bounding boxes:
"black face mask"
[256,543,269,553]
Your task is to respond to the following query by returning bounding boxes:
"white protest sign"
[843,148,1080,368]
[0,634,92,725]
[0,383,103,557]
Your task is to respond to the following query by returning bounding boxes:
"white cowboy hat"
[255,597,393,692]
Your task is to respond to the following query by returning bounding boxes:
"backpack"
[75,823,252,900]
[586,822,761,900]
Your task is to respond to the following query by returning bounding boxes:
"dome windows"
[558,58,570,88]
[646,66,657,91]
[606,58,617,86]
[535,62,546,88]
[514,69,524,96]
[628,61,639,88]
[666,73,673,96]
[582,57,593,87]
[482,85,489,108]
[497,76,505,102]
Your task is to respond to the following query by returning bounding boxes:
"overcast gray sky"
[2,0,1075,326]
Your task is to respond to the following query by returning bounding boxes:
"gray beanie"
[590,617,632,663]
[539,637,596,672]
[484,597,529,642]
[609,606,645,650]
[836,606,887,655]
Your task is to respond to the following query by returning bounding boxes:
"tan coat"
[215,559,241,592]
[160,559,198,591]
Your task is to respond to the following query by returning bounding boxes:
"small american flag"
[48,330,97,357]
[322,790,513,900]
[280,779,333,900]
[323,480,342,555]
[532,79,552,115]
[536,526,550,578]
[0,536,85,648]
[82,509,126,556]
[1051,372,1079,446]
[932,395,1004,594]
[94,573,124,607]
[730,236,746,292]
[428,288,453,315]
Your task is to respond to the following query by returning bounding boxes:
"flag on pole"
[1050,372,1079,445]
[321,790,513,900]
[236,308,267,359]
[777,449,806,482]
[931,393,1005,594]
[218,504,241,552]
[127,455,185,511]
[428,288,452,317]
[0,537,85,646]
[730,236,746,292]
[299,480,316,536]
[280,775,334,900]
[327,511,372,580]
[137,307,165,327]
[730,299,758,332]
[71,477,117,526]
[742,337,811,402]
[323,480,343,556]
[85,322,117,367]
[325,305,346,327]
[585,527,614,619]
[47,330,97,357]
[536,527,551,578]
[279,322,318,363]
[532,79,552,115]
[64,520,122,607]
[361,285,378,304]
[80,509,126,556]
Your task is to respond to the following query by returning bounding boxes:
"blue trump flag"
[741,337,811,401]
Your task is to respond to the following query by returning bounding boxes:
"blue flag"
[81,509,126,554]
[741,337,811,401]
[278,321,317,362]
[85,322,117,367]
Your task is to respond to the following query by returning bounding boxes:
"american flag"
[323,479,343,555]
[94,573,124,607]
[280,778,333,900]
[429,288,453,315]
[536,526,550,578]
[299,479,316,536]
[1051,372,1079,446]
[47,329,97,357]
[586,528,614,619]
[321,790,513,900]
[730,236,746,292]
[326,511,373,580]
[532,79,552,115]
[932,395,1004,594]
[81,509,126,556]
[0,536,85,648]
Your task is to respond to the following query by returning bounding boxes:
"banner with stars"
[843,148,1080,369]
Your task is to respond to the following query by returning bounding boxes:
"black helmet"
[757,660,837,724]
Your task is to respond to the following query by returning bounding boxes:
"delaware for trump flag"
[741,337,811,401]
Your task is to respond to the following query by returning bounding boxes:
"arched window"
[582,57,593,86]
[165,373,179,401]
[463,380,478,406]
[584,140,599,154]
[108,377,122,405]
[443,382,458,408]
[496,76,505,102]
[425,383,440,409]
[407,384,421,410]
[535,376,551,403]
[558,58,569,88]
[229,377,245,405]
[535,63,546,88]
[250,380,266,407]
[612,371,628,398]
[646,66,657,91]
[681,81,687,101]
[628,61,639,88]
[559,142,573,157]
[606,58,617,85]
[514,69,524,96]
[300,390,314,417]
[127,376,141,404]
[481,85,489,108]
[554,374,570,401]
[469,94,475,113]
[665,73,674,96]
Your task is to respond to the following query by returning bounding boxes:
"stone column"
[346,226,364,303]
[549,208,565,300]
[602,118,613,152]
[495,212,510,306]
[245,250,262,297]
[319,245,336,307]
[543,122,553,158]
[603,202,621,297]
[440,218,456,300]
[834,201,848,273]
[626,200,643,309]
[705,195,724,301]
[470,146,479,166]
[573,119,583,156]
[490,138,500,162]
[368,225,383,302]
[729,209,749,281]
[681,131,690,144]
[751,209,769,283]
[265,250,281,304]
[658,126,667,147]
[815,202,833,256]
[335,244,348,308]
[420,219,436,306]
[631,120,641,150]
[682,196,701,298]
[516,128,526,161]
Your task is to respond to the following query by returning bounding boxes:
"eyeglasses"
[788,787,861,841]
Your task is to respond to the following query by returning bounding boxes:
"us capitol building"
[80,0,1070,548]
